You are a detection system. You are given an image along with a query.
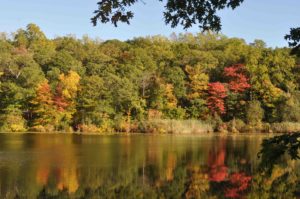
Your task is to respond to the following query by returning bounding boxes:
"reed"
[140,119,213,134]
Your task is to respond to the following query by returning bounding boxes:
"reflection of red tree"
[225,172,252,198]
[36,167,50,185]
[207,138,252,198]
[208,139,228,182]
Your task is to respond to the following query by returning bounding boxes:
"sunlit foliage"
[0,24,299,132]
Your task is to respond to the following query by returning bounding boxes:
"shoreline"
[0,131,282,137]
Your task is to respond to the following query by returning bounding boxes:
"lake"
[0,133,298,198]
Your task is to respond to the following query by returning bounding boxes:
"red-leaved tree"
[224,64,250,93]
[207,82,227,115]
[223,64,251,119]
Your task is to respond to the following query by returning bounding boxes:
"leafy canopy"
[92,1,300,54]
[92,0,244,30]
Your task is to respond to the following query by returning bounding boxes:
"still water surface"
[0,134,295,198]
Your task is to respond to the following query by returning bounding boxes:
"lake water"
[0,133,297,198]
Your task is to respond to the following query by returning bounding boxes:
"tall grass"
[140,119,213,134]
[271,122,300,133]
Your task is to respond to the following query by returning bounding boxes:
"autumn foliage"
[207,64,251,116]
[225,172,252,198]
[31,81,56,127]
[31,71,80,130]
[1,24,298,133]
[208,138,252,198]
[224,64,250,93]
[207,82,227,115]
[53,84,69,111]
[208,138,228,182]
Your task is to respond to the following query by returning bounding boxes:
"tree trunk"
[126,108,132,133]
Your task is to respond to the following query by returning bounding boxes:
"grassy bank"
[139,119,214,134]
[138,120,300,134]
[2,120,300,134]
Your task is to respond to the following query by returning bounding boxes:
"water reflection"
[0,134,297,198]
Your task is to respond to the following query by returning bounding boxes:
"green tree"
[47,50,84,75]
[163,66,186,99]
[76,75,113,127]
[111,76,145,132]
[246,100,264,126]
[0,105,27,132]
[280,92,300,122]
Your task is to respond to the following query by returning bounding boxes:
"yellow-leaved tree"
[54,71,80,131]
[185,64,209,100]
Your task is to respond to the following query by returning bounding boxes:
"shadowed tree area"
[258,133,300,170]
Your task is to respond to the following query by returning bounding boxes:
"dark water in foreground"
[0,134,298,199]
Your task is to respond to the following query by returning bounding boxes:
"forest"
[0,23,300,133]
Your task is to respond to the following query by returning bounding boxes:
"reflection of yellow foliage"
[250,162,298,198]
[166,153,176,181]
[185,165,210,199]
[34,135,79,193]
[267,166,285,185]
[265,163,297,186]
[57,166,79,193]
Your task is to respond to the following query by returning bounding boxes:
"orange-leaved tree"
[31,80,57,129]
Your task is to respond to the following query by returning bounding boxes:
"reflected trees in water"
[0,134,299,198]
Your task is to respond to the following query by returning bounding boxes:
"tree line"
[0,24,299,133]
[91,0,300,55]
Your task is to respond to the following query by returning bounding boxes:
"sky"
[0,0,299,48]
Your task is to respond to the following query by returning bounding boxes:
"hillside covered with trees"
[0,24,300,133]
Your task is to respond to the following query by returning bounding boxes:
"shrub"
[78,124,101,133]
[113,115,127,132]
[262,123,271,133]
[78,119,114,133]
[235,119,246,132]
[163,107,186,119]
[30,125,55,132]
[228,119,246,133]
[207,114,224,132]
